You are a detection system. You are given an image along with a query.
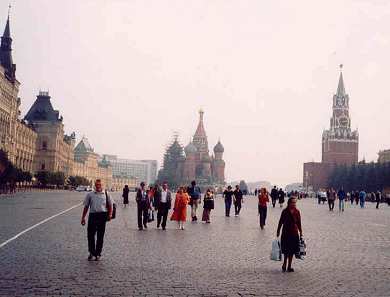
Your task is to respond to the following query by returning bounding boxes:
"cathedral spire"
[0,7,15,82]
[192,109,209,153]
[336,64,345,96]
[194,108,206,138]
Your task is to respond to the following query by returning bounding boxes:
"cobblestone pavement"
[0,191,389,297]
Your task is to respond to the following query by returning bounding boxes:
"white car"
[76,185,88,192]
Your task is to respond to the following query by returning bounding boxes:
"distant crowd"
[316,188,388,211]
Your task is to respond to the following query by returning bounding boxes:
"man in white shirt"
[81,179,113,261]
[155,182,172,230]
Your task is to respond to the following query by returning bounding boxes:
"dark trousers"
[225,199,232,216]
[328,200,335,211]
[272,198,277,207]
[137,204,148,229]
[157,203,169,228]
[234,200,242,215]
[87,212,107,257]
[258,205,267,227]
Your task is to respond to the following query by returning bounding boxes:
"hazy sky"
[3,1,390,185]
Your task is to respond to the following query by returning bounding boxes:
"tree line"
[0,149,90,193]
[328,161,390,192]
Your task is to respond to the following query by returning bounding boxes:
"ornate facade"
[304,67,359,190]
[177,110,225,186]
[0,15,37,172]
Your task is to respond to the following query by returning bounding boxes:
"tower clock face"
[336,97,345,106]
[339,117,349,127]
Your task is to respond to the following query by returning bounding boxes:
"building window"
[42,141,47,150]
[41,163,45,170]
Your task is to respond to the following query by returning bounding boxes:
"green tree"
[35,171,50,186]
[157,135,184,188]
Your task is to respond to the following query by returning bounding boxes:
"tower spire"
[337,64,345,96]
[0,6,15,81]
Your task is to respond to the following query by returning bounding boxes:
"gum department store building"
[0,14,116,187]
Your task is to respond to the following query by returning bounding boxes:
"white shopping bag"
[295,237,306,260]
[270,239,282,261]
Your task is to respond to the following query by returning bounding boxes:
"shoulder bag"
[105,190,116,221]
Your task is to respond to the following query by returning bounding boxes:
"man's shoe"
[162,227,166,230]
[95,255,101,261]
[88,254,93,261]
[157,224,160,229]
[287,268,294,272]
[143,224,147,229]
[138,227,143,231]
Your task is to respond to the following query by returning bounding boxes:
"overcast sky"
[3,1,390,186]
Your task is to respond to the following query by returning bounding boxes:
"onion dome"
[213,140,224,153]
[184,142,197,155]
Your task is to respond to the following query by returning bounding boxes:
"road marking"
[0,202,82,249]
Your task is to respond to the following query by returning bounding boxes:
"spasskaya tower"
[322,65,359,165]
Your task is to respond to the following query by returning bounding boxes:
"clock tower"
[322,66,359,165]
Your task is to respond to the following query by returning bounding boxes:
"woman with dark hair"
[202,189,214,223]
[122,185,129,207]
[258,188,269,229]
[276,197,303,272]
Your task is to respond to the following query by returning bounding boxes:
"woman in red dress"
[276,197,303,272]
[170,187,190,230]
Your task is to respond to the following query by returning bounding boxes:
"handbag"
[105,190,116,221]
[270,238,282,261]
[295,237,306,260]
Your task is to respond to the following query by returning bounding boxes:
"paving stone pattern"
[0,191,389,297]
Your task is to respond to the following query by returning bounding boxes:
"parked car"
[76,185,88,192]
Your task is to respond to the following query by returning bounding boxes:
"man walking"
[223,185,234,217]
[81,179,113,261]
[270,186,278,208]
[155,182,172,230]
[233,185,244,216]
[337,187,346,212]
[188,180,202,221]
[328,188,336,211]
[136,182,150,230]
[359,190,366,208]
[375,191,382,209]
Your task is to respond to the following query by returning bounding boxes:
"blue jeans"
[339,199,345,211]
[225,200,232,216]
[360,199,365,208]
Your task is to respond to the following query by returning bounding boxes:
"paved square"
[0,191,389,296]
